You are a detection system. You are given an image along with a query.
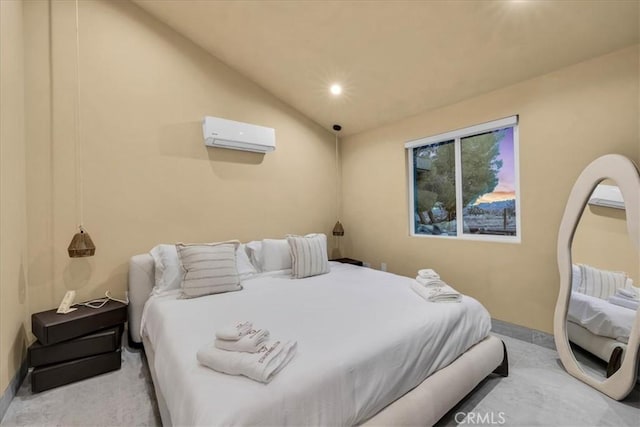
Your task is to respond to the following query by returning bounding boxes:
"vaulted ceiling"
[134,0,639,136]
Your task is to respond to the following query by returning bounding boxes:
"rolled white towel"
[411,281,461,303]
[215,329,270,353]
[417,268,440,279]
[415,276,448,287]
[216,321,253,341]
[197,339,297,383]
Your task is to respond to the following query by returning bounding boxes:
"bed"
[566,263,638,377]
[128,254,508,426]
[567,291,635,377]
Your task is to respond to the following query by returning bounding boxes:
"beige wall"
[0,0,29,393]
[23,0,336,315]
[341,46,639,334]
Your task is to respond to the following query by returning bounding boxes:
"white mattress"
[568,291,636,343]
[141,263,491,426]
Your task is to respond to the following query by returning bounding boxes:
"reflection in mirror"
[568,180,639,380]
[555,154,640,400]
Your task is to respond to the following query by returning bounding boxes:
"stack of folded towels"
[197,321,297,383]
[411,268,462,303]
[608,288,640,310]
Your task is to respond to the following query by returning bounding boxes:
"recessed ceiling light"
[330,84,342,96]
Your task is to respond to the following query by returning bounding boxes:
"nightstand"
[331,257,364,267]
[29,300,127,392]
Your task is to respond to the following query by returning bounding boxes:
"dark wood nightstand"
[29,300,127,392]
[331,257,364,267]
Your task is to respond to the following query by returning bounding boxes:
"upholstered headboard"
[127,254,154,345]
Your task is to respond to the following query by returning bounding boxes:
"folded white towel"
[197,339,297,383]
[608,295,639,311]
[215,329,270,353]
[411,281,462,303]
[615,288,639,300]
[417,268,440,279]
[216,321,253,341]
[415,276,448,287]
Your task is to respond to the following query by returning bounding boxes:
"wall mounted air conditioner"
[588,184,625,209]
[202,116,276,153]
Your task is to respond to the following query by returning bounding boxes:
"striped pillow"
[287,234,330,279]
[577,264,628,300]
[176,241,242,298]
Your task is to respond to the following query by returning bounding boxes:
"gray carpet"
[436,334,639,426]
[1,348,159,426]
[2,334,638,426]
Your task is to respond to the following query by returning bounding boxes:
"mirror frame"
[554,154,640,400]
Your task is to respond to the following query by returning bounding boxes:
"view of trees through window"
[412,125,517,239]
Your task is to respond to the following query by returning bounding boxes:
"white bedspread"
[141,263,491,426]
[568,291,636,343]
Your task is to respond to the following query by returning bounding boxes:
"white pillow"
[571,264,581,291]
[150,243,254,293]
[287,233,330,279]
[245,240,263,272]
[149,244,182,294]
[624,277,635,290]
[176,241,242,298]
[576,264,628,300]
[237,243,257,277]
[261,239,292,271]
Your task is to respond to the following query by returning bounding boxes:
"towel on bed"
[415,276,448,287]
[607,288,640,310]
[417,268,440,279]
[215,321,253,341]
[608,295,639,311]
[615,288,638,300]
[411,281,462,303]
[197,339,297,383]
[215,329,270,353]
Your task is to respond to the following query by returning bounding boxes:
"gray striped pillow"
[176,241,242,298]
[287,234,330,279]
[577,264,627,300]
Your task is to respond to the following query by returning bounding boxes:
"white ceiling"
[134,0,639,136]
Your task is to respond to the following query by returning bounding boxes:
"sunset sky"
[473,127,516,205]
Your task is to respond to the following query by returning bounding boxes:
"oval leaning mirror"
[568,180,638,380]
[554,154,640,400]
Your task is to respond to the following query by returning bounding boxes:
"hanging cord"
[75,290,129,309]
[74,0,84,229]
[335,132,341,220]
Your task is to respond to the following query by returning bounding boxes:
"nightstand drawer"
[28,325,123,368]
[31,300,127,345]
[31,350,121,393]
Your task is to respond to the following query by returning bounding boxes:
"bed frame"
[128,253,508,426]
[567,321,625,377]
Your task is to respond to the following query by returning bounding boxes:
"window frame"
[405,115,521,243]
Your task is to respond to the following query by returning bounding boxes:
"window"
[406,116,520,242]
